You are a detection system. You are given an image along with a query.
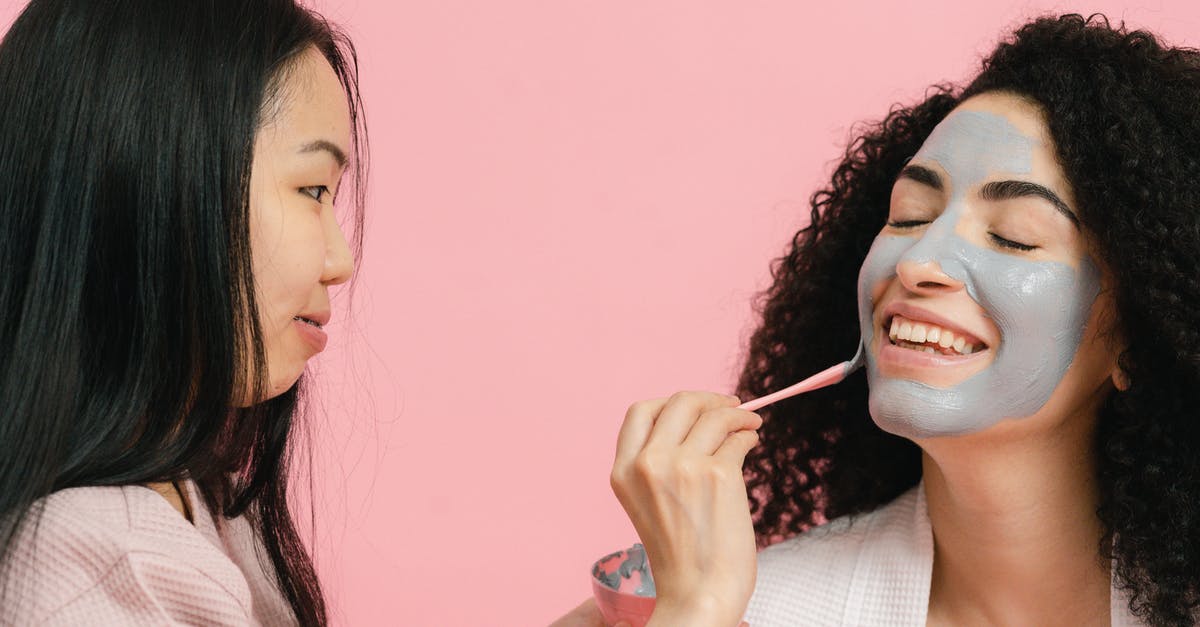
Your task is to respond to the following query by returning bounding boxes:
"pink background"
[4,1,1200,625]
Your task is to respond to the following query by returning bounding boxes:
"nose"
[321,208,354,286]
[895,258,965,295]
[893,208,968,296]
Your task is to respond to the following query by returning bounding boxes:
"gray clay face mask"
[855,110,1100,439]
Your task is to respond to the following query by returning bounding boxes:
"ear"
[1111,365,1130,392]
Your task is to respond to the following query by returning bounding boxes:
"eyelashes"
[885,220,1037,251]
[300,185,330,203]
[988,232,1035,251]
[886,220,928,229]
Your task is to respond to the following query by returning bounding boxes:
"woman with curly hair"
[592,13,1200,627]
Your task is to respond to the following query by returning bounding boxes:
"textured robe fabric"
[1,479,295,626]
[745,481,1144,627]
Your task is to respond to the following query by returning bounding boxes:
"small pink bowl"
[591,545,656,627]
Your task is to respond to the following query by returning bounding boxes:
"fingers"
[613,392,758,511]
[679,407,762,456]
[546,597,604,627]
[616,393,756,466]
[614,397,668,466]
[713,428,760,466]
[645,391,740,449]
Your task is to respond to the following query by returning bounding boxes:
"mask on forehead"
[855,110,1100,439]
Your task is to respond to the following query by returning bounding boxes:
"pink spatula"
[737,341,865,412]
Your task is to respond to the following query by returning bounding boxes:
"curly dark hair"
[737,14,1200,626]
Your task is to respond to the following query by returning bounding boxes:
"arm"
[38,551,254,626]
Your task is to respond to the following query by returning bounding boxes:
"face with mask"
[856,91,1126,440]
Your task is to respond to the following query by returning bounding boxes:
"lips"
[293,310,331,328]
[873,301,995,379]
[290,307,331,354]
[292,316,328,352]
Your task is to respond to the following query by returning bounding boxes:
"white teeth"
[886,314,984,356]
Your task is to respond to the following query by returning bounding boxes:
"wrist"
[648,594,743,627]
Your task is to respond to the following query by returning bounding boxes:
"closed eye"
[300,185,329,203]
[989,232,1036,251]
[888,219,1037,251]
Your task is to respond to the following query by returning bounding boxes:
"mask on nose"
[855,110,1100,438]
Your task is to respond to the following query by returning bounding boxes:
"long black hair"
[0,0,367,624]
[739,14,1200,625]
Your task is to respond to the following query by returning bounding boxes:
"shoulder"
[745,484,931,627]
[2,484,254,625]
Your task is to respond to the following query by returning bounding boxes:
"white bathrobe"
[744,481,1145,626]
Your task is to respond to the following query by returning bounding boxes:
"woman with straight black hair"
[0,0,366,624]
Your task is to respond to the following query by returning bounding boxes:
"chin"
[251,358,305,403]
[268,370,305,398]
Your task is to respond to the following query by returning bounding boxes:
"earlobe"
[1112,367,1130,392]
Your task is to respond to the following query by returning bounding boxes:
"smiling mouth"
[884,314,989,357]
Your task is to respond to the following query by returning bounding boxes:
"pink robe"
[1,479,296,625]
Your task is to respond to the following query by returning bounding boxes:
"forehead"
[260,47,352,151]
[910,93,1060,191]
[913,110,1035,183]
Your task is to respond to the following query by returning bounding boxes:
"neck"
[918,413,1110,625]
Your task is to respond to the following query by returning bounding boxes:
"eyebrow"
[979,180,1079,226]
[897,164,1079,227]
[897,164,943,191]
[298,139,348,168]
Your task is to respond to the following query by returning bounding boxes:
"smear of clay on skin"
[855,110,1100,438]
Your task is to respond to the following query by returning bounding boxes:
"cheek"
[1071,294,1121,379]
[857,235,908,307]
[870,277,894,308]
[250,210,326,324]
[858,235,911,351]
